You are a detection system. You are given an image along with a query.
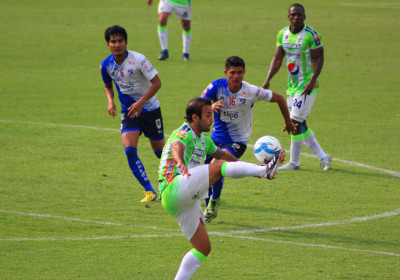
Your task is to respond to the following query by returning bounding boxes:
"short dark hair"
[225,56,245,70]
[289,3,305,14]
[185,97,212,123]
[104,25,128,43]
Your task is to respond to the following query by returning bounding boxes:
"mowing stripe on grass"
[1,119,399,178]
[0,209,179,232]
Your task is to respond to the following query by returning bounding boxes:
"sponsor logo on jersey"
[176,133,187,140]
[283,43,302,50]
[120,83,134,90]
[127,69,133,74]
[288,62,300,76]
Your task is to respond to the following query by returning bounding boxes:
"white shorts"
[175,165,209,240]
[158,0,192,20]
[287,93,317,122]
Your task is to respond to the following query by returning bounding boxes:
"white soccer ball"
[253,135,282,163]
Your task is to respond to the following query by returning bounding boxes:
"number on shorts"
[293,98,302,109]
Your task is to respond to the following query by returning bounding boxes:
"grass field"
[0,0,399,279]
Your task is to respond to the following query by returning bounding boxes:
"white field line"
[225,208,400,234]
[0,209,180,232]
[1,208,399,257]
[1,119,399,178]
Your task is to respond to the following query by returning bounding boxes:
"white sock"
[222,161,265,178]
[290,138,304,166]
[304,131,326,160]
[158,27,168,51]
[182,30,192,54]
[174,249,205,280]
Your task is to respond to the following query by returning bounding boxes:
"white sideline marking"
[226,208,400,234]
[1,119,399,178]
[0,210,179,232]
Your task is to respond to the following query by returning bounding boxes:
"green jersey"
[166,0,191,7]
[277,25,323,96]
[158,122,217,190]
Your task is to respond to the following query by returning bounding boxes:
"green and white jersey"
[165,0,191,7]
[277,25,323,96]
[158,122,217,189]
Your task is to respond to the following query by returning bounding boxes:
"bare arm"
[262,46,285,89]
[209,147,237,162]
[127,74,161,118]
[171,141,190,178]
[302,46,324,95]
[104,83,117,118]
[269,92,297,134]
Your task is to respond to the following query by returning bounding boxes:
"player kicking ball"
[158,97,285,280]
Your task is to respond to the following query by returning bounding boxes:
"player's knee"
[125,146,138,158]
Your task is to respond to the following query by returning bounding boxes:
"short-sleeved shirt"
[158,122,217,188]
[277,25,323,96]
[100,50,160,112]
[201,79,273,144]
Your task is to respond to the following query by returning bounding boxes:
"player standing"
[100,25,165,203]
[200,56,296,223]
[146,0,193,61]
[158,97,285,280]
[262,3,332,171]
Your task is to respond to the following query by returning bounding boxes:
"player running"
[262,3,332,171]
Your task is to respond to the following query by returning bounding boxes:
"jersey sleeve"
[276,30,283,47]
[100,62,112,84]
[137,53,158,81]
[310,31,323,49]
[201,81,218,102]
[205,136,217,154]
[249,84,272,102]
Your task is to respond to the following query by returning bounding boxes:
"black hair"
[289,3,305,13]
[225,56,245,70]
[104,25,128,43]
[185,97,212,123]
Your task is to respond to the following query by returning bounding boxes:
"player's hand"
[108,102,117,118]
[282,121,298,134]
[262,81,270,89]
[301,82,314,95]
[128,102,143,118]
[146,0,153,5]
[212,100,225,114]
[177,161,191,178]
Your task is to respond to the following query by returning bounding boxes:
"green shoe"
[204,197,220,223]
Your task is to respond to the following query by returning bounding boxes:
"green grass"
[0,0,399,279]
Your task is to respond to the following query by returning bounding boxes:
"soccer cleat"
[320,154,332,171]
[158,51,169,61]
[183,53,191,61]
[278,162,300,171]
[264,150,286,180]
[204,197,220,223]
[140,191,157,203]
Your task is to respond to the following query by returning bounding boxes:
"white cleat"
[320,154,332,171]
[278,162,300,171]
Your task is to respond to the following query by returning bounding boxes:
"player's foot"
[204,197,220,223]
[158,51,169,60]
[320,154,332,171]
[140,191,157,203]
[183,53,191,61]
[264,150,286,180]
[278,162,300,171]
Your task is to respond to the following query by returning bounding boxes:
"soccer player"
[100,25,165,203]
[146,0,192,61]
[158,97,285,280]
[262,3,332,171]
[200,56,296,223]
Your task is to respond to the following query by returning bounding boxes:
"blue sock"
[153,150,162,159]
[211,177,224,199]
[124,147,155,193]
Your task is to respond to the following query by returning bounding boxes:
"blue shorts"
[205,141,247,163]
[121,108,164,140]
